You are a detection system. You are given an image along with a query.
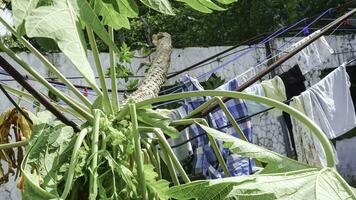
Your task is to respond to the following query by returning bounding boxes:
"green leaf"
[127,79,139,91]
[137,109,179,138]
[169,180,237,200]
[24,0,97,90]
[177,0,213,13]
[77,0,121,53]
[94,0,131,29]
[215,0,237,4]
[22,119,78,199]
[198,0,226,11]
[197,123,313,173]
[92,95,104,110]
[144,164,170,200]
[139,0,175,15]
[12,0,40,35]
[102,151,135,191]
[170,168,356,200]
[117,0,139,17]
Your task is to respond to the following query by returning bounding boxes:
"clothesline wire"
[161,8,335,97]
[171,57,356,149]
[158,17,309,96]
[155,9,333,107]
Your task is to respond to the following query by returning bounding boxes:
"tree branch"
[128,32,172,103]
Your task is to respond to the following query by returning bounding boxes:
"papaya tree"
[0,0,354,200]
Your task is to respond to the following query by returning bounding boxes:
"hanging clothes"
[289,30,334,74]
[290,96,324,166]
[180,75,253,178]
[290,64,356,167]
[302,64,356,139]
[280,64,307,158]
[242,76,289,156]
[243,83,269,116]
[261,76,287,117]
[167,107,193,162]
[235,67,256,84]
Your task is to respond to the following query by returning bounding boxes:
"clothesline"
[158,17,310,95]
[154,12,336,108]
[169,57,356,149]
[158,8,334,97]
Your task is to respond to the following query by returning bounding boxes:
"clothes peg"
[83,87,89,97]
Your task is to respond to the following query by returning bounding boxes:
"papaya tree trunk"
[129,32,172,102]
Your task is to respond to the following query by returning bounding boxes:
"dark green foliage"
[120,0,349,48]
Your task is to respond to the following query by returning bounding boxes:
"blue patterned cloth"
[180,75,253,179]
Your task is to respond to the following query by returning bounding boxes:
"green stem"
[128,103,147,199]
[140,127,191,183]
[109,27,120,112]
[136,90,336,168]
[0,43,93,121]
[160,140,180,185]
[116,103,129,121]
[169,118,231,177]
[151,141,162,179]
[184,98,216,119]
[0,16,92,108]
[0,140,28,150]
[61,128,89,199]
[89,110,101,200]
[142,140,159,172]
[214,97,262,166]
[215,97,248,141]
[86,27,113,114]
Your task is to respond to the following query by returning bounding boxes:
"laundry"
[301,64,356,139]
[290,95,325,166]
[280,64,307,158]
[167,107,193,162]
[243,83,268,116]
[289,64,356,167]
[288,30,334,74]
[261,76,287,117]
[242,74,289,156]
[179,74,253,178]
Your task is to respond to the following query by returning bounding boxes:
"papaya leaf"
[77,0,121,53]
[197,123,313,173]
[198,0,226,11]
[137,109,179,138]
[12,0,40,35]
[169,180,237,200]
[144,164,170,200]
[117,0,139,17]
[177,0,213,13]
[94,0,130,29]
[24,0,97,90]
[139,0,175,15]
[170,124,355,199]
[215,0,237,4]
[170,168,356,200]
